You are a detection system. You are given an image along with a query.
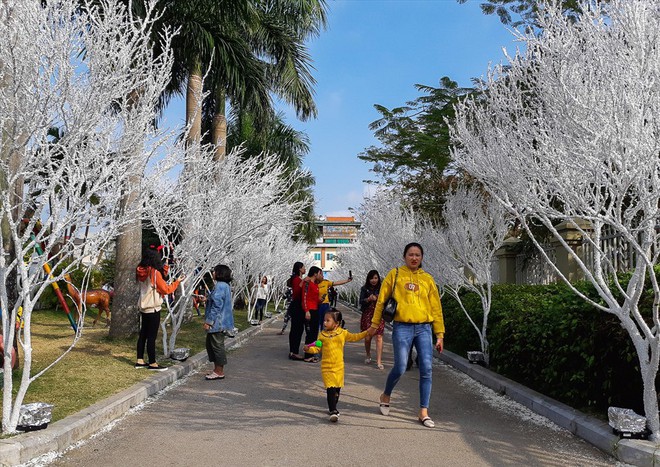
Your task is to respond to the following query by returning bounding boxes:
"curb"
[0,316,276,466]
[341,300,659,467]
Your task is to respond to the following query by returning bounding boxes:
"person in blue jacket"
[203,264,235,380]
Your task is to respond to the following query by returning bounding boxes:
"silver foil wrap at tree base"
[467,351,485,364]
[17,402,53,431]
[608,407,648,438]
[171,348,190,361]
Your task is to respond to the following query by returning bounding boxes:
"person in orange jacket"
[135,249,184,371]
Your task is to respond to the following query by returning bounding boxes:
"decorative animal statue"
[63,274,111,326]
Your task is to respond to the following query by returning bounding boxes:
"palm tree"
[103,0,327,336]
[208,0,327,160]
[155,0,328,159]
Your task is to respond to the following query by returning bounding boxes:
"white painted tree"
[422,184,511,365]
[451,0,660,439]
[264,237,309,314]
[236,232,309,323]
[144,149,308,354]
[0,0,174,433]
[336,192,420,305]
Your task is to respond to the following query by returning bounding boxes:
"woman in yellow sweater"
[304,310,367,422]
[367,242,444,428]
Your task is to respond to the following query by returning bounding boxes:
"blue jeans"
[384,322,433,408]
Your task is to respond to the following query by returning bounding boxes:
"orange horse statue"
[63,274,111,326]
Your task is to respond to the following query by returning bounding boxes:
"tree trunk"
[108,181,142,339]
[212,86,227,160]
[185,61,203,147]
[109,88,145,339]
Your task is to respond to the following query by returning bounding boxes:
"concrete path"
[49,304,614,466]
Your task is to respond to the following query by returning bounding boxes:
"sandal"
[303,357,316,363]
[376,363,384,370]
[379,395,390,416]
[288,353,304,361]
[419,416,435,428]
[364,356,372,364]
[205,372,225,380]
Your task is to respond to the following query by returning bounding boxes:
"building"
[309,216,360,273]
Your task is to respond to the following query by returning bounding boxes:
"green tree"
[147,0,327,158]
[359,76,476,217]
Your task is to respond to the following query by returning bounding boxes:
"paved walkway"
[48,304,614,466]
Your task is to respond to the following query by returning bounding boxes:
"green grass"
[1,304,257,425]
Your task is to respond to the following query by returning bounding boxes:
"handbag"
[139,270,163,310]
[382,267,399,323]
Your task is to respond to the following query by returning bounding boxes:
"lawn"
[1,305,255,425]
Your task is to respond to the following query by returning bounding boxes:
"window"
[326,239,350,244]
[326,253,335,261]
[314,253,321,261]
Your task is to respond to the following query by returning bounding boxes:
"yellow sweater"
[371,266,445,338]
[306,327,367,388]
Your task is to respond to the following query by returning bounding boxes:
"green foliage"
[99,256,115,286]
[359,77,477,218]
[457,0,588,28]
[443,279,643,414]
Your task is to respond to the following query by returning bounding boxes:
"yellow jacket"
[371,266,445,338]
[306,327,367,388]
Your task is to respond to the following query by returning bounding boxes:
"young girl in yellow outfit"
[304,310,367,422]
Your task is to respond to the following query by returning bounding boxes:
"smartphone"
[349,270,352,279]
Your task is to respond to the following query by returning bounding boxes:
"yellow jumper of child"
[306,327,367,388]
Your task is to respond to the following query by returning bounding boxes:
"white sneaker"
[329,412,339,422]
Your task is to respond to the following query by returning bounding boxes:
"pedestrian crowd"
[133,241,444,427]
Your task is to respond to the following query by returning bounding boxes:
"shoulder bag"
[139,270,163,311]
[382,267,399,323]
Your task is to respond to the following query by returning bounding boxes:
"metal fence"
[515,245,557,285]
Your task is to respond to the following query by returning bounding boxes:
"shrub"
[442,279,643,414]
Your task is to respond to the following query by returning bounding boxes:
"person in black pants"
[135,249,183,370]
[287,262,306,360]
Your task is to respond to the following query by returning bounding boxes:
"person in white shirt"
[253,276,269,324]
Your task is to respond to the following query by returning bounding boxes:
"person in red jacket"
[135,249,184,370]
[287,261,306,360]
[302,266,324,362]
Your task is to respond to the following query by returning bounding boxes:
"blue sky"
[161,1,522,217]
[286,0,521,217]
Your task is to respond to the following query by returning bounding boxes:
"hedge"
[442,278,646,415]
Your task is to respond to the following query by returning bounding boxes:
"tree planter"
[608,407,649,440]
[467,351,485,364]
[17,403,53,432]
[170,348,190,361]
